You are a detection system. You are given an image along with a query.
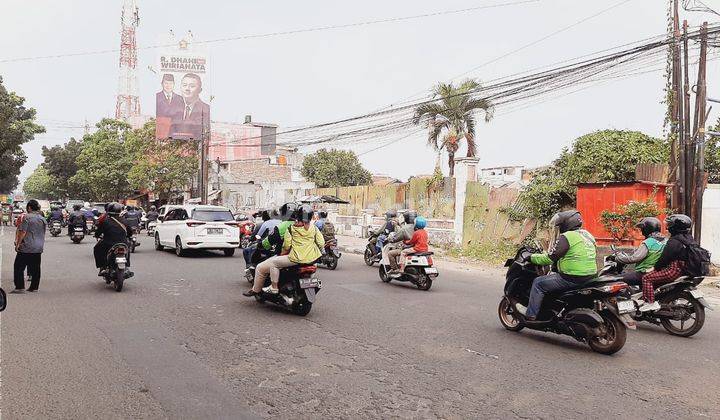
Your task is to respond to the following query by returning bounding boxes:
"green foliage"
[412,79,493,177]
[0,76,45,192]
[705,117,720,184]
[600,196,663,242]
[22,166,54,199]
[515,130,668,223]
[301,149,372,188]
[446,240,516,265]
[41,137,83,198]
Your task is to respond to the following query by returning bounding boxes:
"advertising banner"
[155,47,210,140]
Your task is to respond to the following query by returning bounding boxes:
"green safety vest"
[634,237,665,273]
[556,230,597,277]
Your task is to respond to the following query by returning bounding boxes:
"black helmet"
[294,204,314,223]
[279,203,298,221]
[385,210,397,220]
[635,217,661,238]
[260,209,271,221]
[403,211,417,225]
[73,204,81,211]
[107,202,123,215]
[150,205,157,211]
[319,210,328,219]
[666,214,692,235]
[550,210,583,233]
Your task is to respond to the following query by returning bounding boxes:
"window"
[192,209,234,222]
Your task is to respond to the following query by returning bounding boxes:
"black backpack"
[677,236,711,277]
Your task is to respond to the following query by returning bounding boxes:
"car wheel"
[175,237,186,257]
[223,248,235,257]
[155,233,163,251]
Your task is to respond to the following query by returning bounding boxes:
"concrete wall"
[701,185,720,265]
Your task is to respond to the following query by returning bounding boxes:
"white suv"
[154,205,240,257]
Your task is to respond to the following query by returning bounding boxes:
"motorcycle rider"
[146,205,159,223]
[243,210,274,267]
[315,211,336,254]
[373,210,399,254]
[244,205,324,296]
[67,204,88,236]
[124,205,142,231]
[394,216,429,273]
[612,217,666,286]
[638,214,696,312]
[47,205,64,226]
[94,202,133,276]
[384,210,417,273]
[517,210,598,321]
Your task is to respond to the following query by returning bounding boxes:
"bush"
[599,196,663,242]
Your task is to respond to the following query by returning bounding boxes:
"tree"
[0,76,45,192]
[23,166,54,199]
[301,149,372,188]
[127,120,199,199]
[705,117,720,183]
[41,137,84,198]
[69,119,135,201]
[511,130,668,222]
[412,79,493,177]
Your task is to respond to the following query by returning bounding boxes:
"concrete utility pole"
[671,0,686,212]
[693,22,709,241]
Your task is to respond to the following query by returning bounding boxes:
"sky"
[1,0,719,187]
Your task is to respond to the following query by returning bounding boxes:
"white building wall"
[701,185,720,265]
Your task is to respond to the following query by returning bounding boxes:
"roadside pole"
[693,22,708,241]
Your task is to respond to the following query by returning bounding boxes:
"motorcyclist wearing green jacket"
[517,210,598,321]
[613,217,666,286]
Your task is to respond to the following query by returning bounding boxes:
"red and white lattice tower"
[115,0,140,120]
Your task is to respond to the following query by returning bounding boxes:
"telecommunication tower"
[115,0,140,120]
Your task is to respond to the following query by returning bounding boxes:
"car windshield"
[192,209,233,222]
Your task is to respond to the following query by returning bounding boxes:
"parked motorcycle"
[378,246,438,290]
[70,226,85,243]
[317,239,341,270]
[600,254,712,337]
[101,243,134,292]
[49,221,62,237]
[498,246,633,355]
[363,228,383,266]
[245,263,321,316]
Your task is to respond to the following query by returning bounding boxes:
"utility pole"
[671,0,686,212]
[682,20,693,215]
[693,22,709,241]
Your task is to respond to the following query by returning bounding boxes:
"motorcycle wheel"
[659,292,705,337]
[0,287,7,312]
[364,248,375,266]
[72,237,82,244]
[115,269,124,292]
[327,256,338,270]
[379,265,391,283]
[416,274,432,291]
[292,299,312,316]
[498,297,524,332]
[588,312,626,355]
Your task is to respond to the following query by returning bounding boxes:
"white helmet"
[84,202,91,208]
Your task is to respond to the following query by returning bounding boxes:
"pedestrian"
[12,199,47,293]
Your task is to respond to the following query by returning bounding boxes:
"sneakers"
[262,285,279,294]
[639,301,660,312]
[515,303,528,316]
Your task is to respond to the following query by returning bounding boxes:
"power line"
[0,0,540,64]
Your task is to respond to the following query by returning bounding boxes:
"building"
[478,165,524,187]
[209,115,277,161]
[371,174,403,186]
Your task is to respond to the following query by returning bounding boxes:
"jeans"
[376,234,387,253]
[14,252,42,290]
[526,272,578,319]
[243,245,256,264]
[619,271,643,287]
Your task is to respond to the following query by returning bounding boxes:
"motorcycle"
[246,263,321,316]
[317,238,341,270]
[378,245,438,290]
[146,220,157,236]
[70,226,85,243]
[600,253,713,337]
[87,217,97,234]
[498,246,634,355]
[129,226,141,253]
[49,220,63,237]
[101,242,134,292]
[363,227,384,266]
[239,222,255,249]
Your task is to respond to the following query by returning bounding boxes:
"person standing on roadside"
[12,199,47,293]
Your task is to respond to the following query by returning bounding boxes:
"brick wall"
[227,159,291,184]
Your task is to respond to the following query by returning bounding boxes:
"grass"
[445,240,517,266]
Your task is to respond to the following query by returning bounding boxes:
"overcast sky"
[2,0,719,187]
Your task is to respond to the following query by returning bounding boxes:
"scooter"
[129,226,140,253]
[363,227,384,266]
[70,226,85,243]
[498,246,634,355]
[600,253,712,337]
[378,244,438,290]
[101,243,134,292]
[317,239,341,270]
[49,221,62,237]
[146,220,157,236]
[247,263,322,316]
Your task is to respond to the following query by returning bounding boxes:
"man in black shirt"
[94,202,132,275]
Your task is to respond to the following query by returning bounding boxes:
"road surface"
[1,225,719,418]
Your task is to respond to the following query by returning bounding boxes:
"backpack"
[677,236,711,277]
[321,221,335,239]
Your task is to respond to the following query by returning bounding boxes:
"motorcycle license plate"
[424,267,438,275]
[617,300,635,314]
[115,258,127,264]
[208,228,223,235]
[75,228,84,231]
[690,289,704,299]
[299,278,319,289]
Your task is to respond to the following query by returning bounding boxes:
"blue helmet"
[414,216,427,229]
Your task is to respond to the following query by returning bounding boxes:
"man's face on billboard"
[162,79,174,94]
[181,76,201,101]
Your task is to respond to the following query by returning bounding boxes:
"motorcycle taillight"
[116,248,126,255]
[427,256,433,265]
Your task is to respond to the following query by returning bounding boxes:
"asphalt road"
[1,225,719,419]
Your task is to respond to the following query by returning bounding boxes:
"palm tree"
[412,79,493,177]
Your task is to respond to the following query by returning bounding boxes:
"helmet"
[549,210,583,234]
[150,205,156,211]
[294,204,314,223]
[319,211,328,219]
[635,217,661,238]
[51,205,58,210]
[107,202,123,215]
[279,203,299,221]
[414,216,427,229]
[666,214,692,235]
[73,204,81,211]
[385,210,398,220]
[84,202,90,208]
[403,211,417,225]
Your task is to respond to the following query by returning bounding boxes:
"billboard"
[155,46,210,140]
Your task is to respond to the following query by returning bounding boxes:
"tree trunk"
[448,150,455,178]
